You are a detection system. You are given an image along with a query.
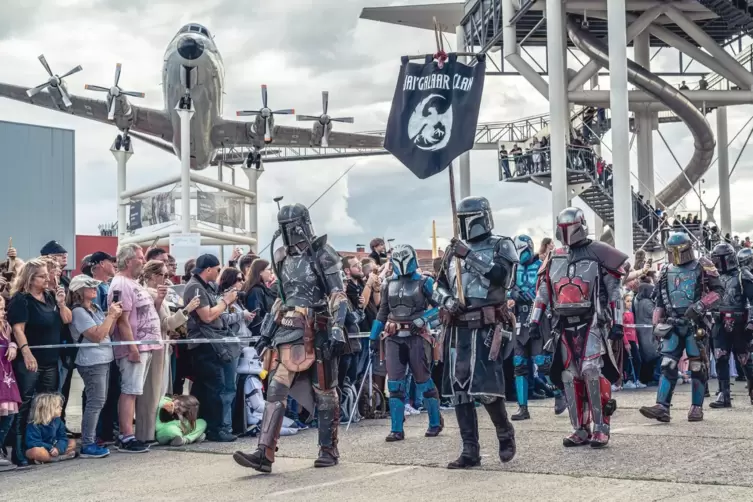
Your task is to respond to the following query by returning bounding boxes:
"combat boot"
[425,415,444,437]
[554,394,567,415]
[233,400,285,473]
[687,405,704,422]
[639,403,671,423]
[484,399,516,463]
[511,405,530,421]
[709,379,731,408]
[447,402,481,469]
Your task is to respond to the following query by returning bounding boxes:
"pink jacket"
[623,311,638,344]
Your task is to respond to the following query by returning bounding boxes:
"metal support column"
[717,107,731,236]
[608,0,633,254]
[177,104,195,234]
[457,25,471,198]
[634,31,655,206]
[242,164,262,252]
[546,0,569,234]
[111,143,133,240]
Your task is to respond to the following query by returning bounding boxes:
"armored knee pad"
[388,379,406,400]
[513,355,529,377]
[416,379,439,400]
[533,354,552,375]
[660,357,679,380]
[267,379,290,403]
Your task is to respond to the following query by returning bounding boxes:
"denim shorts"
[117,351,153,395]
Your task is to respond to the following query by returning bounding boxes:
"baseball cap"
[192,254,221,275]
[69,274,102,292]
[82,251,115,276]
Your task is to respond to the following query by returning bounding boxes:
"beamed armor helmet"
[277,203,316,253]
[457,196,494,242]
[666,232,695,266]
[555,207,589,247]
[390,244,418,276]
[711,242,738,273]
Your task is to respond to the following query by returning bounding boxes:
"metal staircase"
[502,149,660,251]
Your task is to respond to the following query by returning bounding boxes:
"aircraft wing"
[0,82,172,141]
[210,119,385,149]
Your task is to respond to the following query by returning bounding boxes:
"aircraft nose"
[177,37,204,61]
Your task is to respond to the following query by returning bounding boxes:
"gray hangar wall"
[0,120,75,268]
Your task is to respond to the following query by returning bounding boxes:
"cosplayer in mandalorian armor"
[370,244,443,441]
[434,196,519,469]
[738,247,753,272]
[233,204,349,472]
[510,235,566,420]
[639,232,722,423]
[530,207,627,448]
[707,242,753,408]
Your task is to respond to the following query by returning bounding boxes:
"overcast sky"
[2,0,753,256]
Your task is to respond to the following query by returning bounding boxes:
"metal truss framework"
[212,116,555,165]
[462,0,753,79]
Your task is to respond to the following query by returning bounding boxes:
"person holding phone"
[241,259,276,338]
[108,244,162,454]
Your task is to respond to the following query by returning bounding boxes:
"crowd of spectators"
[2,223,751,472]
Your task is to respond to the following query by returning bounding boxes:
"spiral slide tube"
[566,17,716,208]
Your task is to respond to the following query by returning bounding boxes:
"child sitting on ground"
[25,393,76,464]
[156,395,207,446]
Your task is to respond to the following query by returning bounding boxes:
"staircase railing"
[499,146,661,245]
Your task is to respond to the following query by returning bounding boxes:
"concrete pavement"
[3,377,753,501]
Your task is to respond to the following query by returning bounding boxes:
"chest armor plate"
[719,273,745,312]
[665,263,700,312]
[516,261,539,299]
[447,238,495,300]
[387,278,426,321]
[280,254,325,308]
[548,256,600,315]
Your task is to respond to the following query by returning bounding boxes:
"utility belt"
[443,305,515,362]
[379,321,438,362]
[273,307,336,373]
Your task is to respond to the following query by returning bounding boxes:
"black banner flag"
[384,53,486,179]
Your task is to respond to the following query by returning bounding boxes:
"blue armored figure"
[640,232,723,423]
[510,235,566,421]
[370,244,442,442]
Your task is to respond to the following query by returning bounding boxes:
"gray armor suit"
[434,196,519,469]
[708,243,753,409]
[233,204,348,473]
[370,244,442,442]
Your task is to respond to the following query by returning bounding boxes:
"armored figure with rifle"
[707,242,753,409]
[530,207,626,448]
[640,232,722,423]
[434,196,519,469]
[369,244,443,442]
[233,204,349,472]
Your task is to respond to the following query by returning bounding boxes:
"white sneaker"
[611,384,621,392]
[405,404,421,415]
[623,381,637,390]
[635,381,647,389]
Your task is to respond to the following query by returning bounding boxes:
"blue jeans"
[221,356,238,433]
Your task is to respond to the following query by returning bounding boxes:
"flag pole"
[432,17,466,306]
[448,162,466,306]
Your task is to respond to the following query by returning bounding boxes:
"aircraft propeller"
[236,84,295,143]
[84,63,146,121]
[26,54,83,108]
[296,91,354,148]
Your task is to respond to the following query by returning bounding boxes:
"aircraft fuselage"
[162,24,225,170]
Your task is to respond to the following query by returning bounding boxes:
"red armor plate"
[554,277,590,305]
